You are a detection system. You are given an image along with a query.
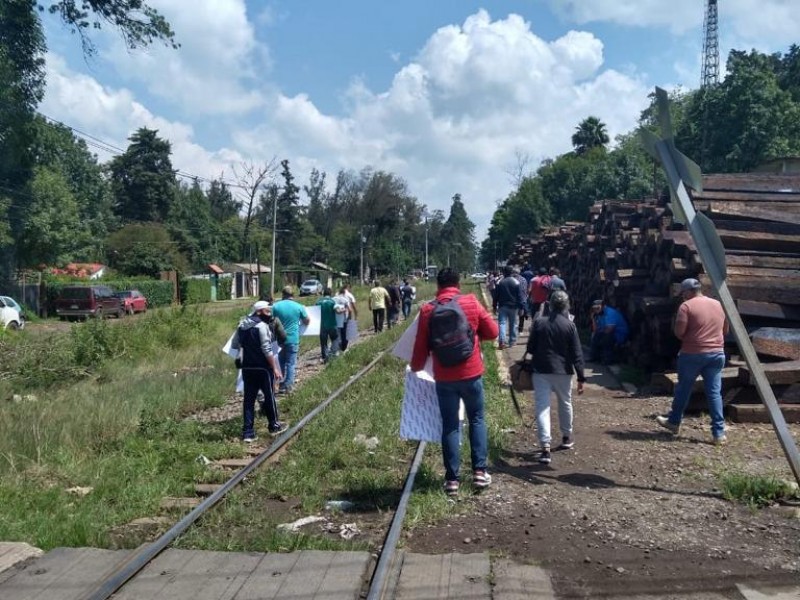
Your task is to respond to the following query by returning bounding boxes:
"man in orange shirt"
[411,268,499,496]
[656,278,729,444]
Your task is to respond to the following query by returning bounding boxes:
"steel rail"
[83,351,388,600]
[366,441,427,600]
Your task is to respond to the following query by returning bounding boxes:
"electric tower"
[701,0,720,88]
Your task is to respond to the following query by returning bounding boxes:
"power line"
[37,112,250,190]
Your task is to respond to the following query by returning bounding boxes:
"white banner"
[300,305,321,336]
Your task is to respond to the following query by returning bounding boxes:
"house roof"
[311,261,334,272]
[208,264,224,275]
[230,263,271,274]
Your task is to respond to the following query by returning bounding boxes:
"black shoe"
[269,422,289,436]
[538,447,552,465]
[560,436,574,450]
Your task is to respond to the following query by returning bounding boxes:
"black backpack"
[428,294,475,367]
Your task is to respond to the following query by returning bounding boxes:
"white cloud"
[550,0,800,46]
[100,0,269,116]
[42,9,653,238]
[41,54,245,183]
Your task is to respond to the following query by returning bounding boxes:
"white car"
[0,296,25,330]
[470,272,487,281]
[299,279,324,296]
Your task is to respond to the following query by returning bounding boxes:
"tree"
[207,179,240,222]
[233,160,277,259]
[571,116,609,155]
[168,181,220,271]
[42,0,176,55]
[109,127,176,223]
[441,194,477,274]
[31,116,114,256]
[106,222,187,276]
[275,159,303,265]
[17,166,93,266]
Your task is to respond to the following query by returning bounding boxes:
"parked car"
[470,272,487,281]
[0,296,25,330]
[55,285,124,320]
[114,289,148,315]
[299,279,324,296]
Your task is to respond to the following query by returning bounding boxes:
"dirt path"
[405,326,800,598]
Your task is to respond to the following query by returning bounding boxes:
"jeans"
[497,305,519,346]
[533,373,574,448]
[402,299,412,319]
[242,368,279,437]
[435,376,488,482]
[372,309,386,332]
[668,351,726,438]
[319,327,338,362]
[338,325,349,351]
[387,305,399,328]
[278,343,299,391]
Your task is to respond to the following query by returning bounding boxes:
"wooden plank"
[195,484,224,496]
[726,255,800,270]
[241,550,369,600]
[695,200,800,225]
[751,328,800,360]
[213,459,252,469]
[725,384,800,405]
[702,173,800,193]
[161,497,202,510]
[396,553,491,600]
[650,368,740,394]
[0,543,42,575]
[737,301,800,321]
[112,549,206,599]
[492,558,555,600]
[692,189,800,203]
[738,360,800,385]
[729,403,800,424]
[0,547,128,600]
[232,553,302,600]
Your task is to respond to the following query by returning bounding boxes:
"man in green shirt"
[316,287,339,363]
[272,286,310,394]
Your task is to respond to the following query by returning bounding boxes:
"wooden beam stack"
[506,173,800,423]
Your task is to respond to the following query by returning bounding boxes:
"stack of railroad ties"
[508,173,800,424]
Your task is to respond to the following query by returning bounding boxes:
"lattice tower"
[701,0,720,88]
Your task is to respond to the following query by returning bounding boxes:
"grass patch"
[719,470,799,508]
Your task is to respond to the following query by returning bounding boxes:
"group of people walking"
[368,278,416,333]
[230,283,358,442]
[232,264,730,495]
[412,265,729,495]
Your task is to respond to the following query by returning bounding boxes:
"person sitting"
[589,299,629,365]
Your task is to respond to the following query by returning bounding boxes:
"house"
[222,263,271,299]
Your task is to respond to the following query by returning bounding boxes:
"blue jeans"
[402,299,412,318]
[668,351,726,438]
[435,376,488,482]
[497,306,518,346]
[278,343,299,391]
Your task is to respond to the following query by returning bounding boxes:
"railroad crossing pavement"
[1,545,799,599]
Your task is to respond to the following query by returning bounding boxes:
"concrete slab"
[492,558,556,599]
[736,583,800,599]
[0,543,43,575]
[395,553,491,599]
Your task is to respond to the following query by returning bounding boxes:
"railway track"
[82,320,429,600]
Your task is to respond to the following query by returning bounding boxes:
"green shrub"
[720,471,799,508]
[181,279,212,305]
[217,277,232,301]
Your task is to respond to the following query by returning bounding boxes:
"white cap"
[251,300,270,313]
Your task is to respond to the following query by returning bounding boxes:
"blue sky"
[39,1,799,239]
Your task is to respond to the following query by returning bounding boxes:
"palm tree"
[571,116,610,155]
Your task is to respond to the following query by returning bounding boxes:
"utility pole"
[359,227,365,285]
[422,210,430,272]
[270,191,278,299]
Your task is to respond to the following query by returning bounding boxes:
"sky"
[38,0,800,240]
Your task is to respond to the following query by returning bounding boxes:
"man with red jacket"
[411,268,499,496]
